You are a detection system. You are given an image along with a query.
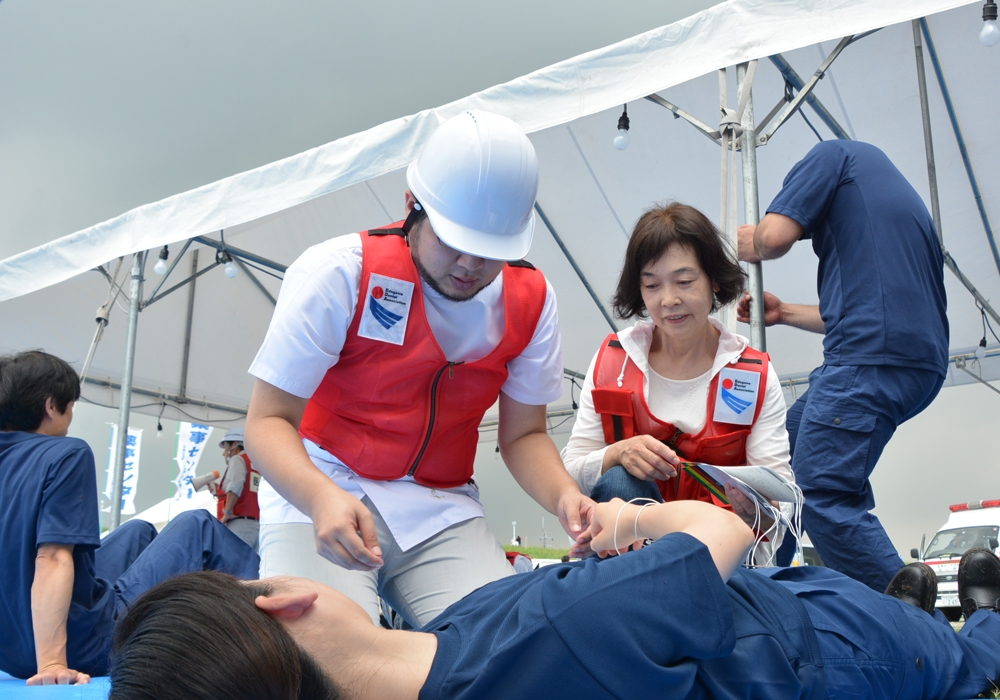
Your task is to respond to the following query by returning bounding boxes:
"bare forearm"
[754,213,804,261]
[223,492,238,515]
[635,501,754,581]
[777,303,825,334]
[32,547,75,673]
[503,432,579,514]
[244,413,346,518]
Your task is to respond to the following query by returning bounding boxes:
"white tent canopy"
[1,0,997,429]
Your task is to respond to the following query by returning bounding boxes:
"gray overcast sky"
[4,0,999,553]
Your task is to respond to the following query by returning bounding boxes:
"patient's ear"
[255,590,319,620]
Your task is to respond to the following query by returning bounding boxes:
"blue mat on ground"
[0,675,109,698]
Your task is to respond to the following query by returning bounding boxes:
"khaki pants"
[259,495,513,626]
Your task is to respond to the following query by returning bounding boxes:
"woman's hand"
[724,484,776,532]
[603,435,678,481]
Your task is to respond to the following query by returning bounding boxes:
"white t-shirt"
[249,233,564,550]
[560,317,792,496]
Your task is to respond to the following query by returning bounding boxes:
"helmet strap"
[401,201,424,236]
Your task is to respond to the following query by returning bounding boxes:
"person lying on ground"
[0,350,259,685]
[108,498,1000,699]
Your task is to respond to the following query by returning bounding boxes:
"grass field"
[504,545,572,560]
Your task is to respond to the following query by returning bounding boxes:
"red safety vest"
[299,225,547,488]
[217,452,261,520]
[590,333,769,504]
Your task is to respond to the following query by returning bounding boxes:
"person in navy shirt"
[737,141,948,591]
[108,498,1000,700]
[0,351,259,685]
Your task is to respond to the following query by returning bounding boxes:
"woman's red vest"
[216,453,261,520]
[590,333,768,504]
[298,226,547,488]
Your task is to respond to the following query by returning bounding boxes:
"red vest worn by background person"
[217,452,261,520]
[299,225,548,488]
[591,333,768,505]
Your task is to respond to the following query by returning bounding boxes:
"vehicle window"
[924,526,1000,559]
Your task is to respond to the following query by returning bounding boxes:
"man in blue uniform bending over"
[737,141,948,591]
[110,498,1000,699]
[0,351,259,684]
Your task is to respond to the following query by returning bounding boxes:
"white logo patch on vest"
[712,367,760,426]
[358,273,414,345]
[249,472,261,493]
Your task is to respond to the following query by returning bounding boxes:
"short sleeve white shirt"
[248,233,563,549]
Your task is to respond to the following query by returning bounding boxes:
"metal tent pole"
[912,19,1000,326]
[534,202,618,333]
[737,62,767,352]
[919,18,1000,277]
[109,252,144,531]
[178,250,198,403]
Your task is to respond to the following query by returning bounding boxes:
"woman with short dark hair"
[561,203,793,548]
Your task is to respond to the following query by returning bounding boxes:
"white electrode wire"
[613,497,660,555]
[726,473,804,567]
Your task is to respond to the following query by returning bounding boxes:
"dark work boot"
[884,562,938,614]
[959,548,1000,620]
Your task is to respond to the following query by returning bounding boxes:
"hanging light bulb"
[156,419,164,438]
[614,105,630,150]
[153,246,169,275]
[217,249,239,279]
[982,1,1000,46]
[976,337,988,360]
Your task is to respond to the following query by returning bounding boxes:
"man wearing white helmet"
[245,111,594,627]
[215,429,261,552]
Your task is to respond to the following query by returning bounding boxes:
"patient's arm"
[587,499,754,582]
[28,543,90,686]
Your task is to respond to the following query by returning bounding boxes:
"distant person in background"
[737,141,949,591]
[0,350,259,685]
[216,429,261,552]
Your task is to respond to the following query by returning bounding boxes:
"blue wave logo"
[721,388,752,414]
[369,296,403,329]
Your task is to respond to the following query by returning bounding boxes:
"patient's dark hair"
[0,350,80,431]
[612,202,746,319]
[109,571,340,700]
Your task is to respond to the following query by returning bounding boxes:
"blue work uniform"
[0,431,260,679]
[767,141,948,591]
[418,535,1000,699]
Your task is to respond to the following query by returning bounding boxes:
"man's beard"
[412,254,487,302]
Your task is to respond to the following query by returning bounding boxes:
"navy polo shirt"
[419,534,824,699]
[0,432,115,679]
[767,141,948,376]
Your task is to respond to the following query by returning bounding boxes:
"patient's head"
[109,571,340,700]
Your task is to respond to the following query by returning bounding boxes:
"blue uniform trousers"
[99,510,260,612]
[786,364,943,592]
[590,465,662,504]
[766,565,1000,699]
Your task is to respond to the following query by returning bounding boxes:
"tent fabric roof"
[0,0,974,303]
[1,0,996,424]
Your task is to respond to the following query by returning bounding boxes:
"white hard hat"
[219,429,244,447]
[406,111,538,261]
